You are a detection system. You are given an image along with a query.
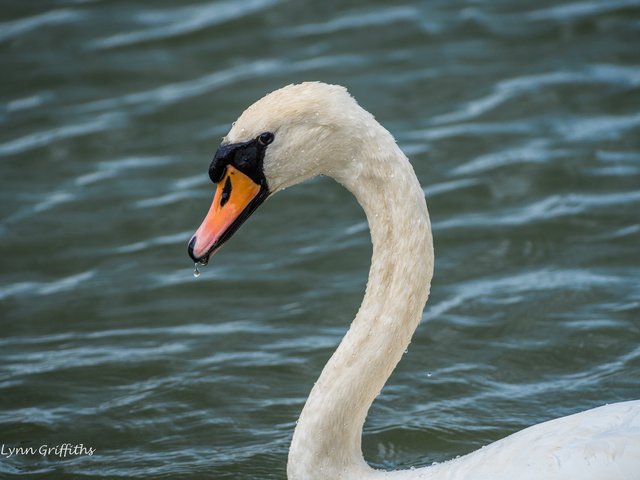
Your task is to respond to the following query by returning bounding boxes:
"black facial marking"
[191,132,274,264]
[208,132,274,187]
[220,176,232,207]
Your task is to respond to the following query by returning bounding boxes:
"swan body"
[188,82,640,479]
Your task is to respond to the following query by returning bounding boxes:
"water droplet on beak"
[193,263,201,278]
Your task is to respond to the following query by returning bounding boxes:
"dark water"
[1,0,640,478]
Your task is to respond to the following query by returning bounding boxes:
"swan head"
[188,82,371,264]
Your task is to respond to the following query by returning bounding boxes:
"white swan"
[188,82,640,480]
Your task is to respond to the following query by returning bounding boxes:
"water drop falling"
[193,263,201,278]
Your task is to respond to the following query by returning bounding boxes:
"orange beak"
[188,165,267,264]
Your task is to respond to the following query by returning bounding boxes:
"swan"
[187,82,640,479]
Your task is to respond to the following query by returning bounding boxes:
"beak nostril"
[220,176,232,208]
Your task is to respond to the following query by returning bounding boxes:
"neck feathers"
[288,118,434,479]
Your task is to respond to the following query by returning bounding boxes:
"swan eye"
[258,132,274,146]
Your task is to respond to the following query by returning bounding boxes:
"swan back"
[381,401,640,480]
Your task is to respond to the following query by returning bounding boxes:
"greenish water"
[1,0,640,478]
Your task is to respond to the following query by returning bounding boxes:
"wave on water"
[89,0,281,50]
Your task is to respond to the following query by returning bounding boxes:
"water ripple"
[428,268,621,319]
[452,139,565,175]
[433,65,640,125]
[90,0,281,50]
[407,121,533,142]
[280,6,420,37]
[0,322,269,349]
[114,231,189,254]
[525,0,640,21]
[71,59,283,115]
[424,178,484,198]
[0,270,94,301]
[6,92,53,114]
[75,156,175,186]
[0,113,124,157]
[0,8,84,43]
[435,191,640,229]
[2,343,188,377]
[556,112,640,142]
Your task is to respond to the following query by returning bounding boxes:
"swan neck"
[288,127,434,479]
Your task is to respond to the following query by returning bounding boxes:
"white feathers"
[226,82,640,480]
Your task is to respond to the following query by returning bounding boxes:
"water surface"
[1,0,639,478]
